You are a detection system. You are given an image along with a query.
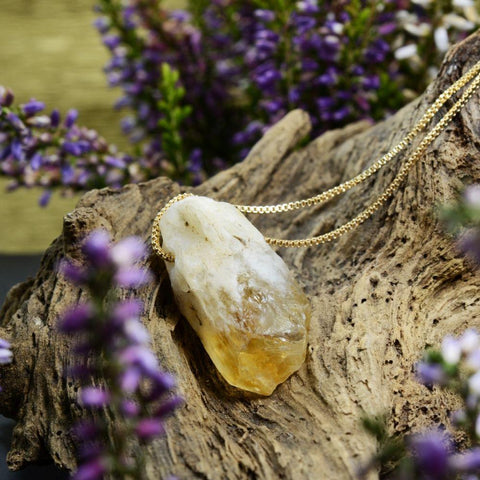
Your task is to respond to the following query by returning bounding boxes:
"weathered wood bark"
[2,33,480,479]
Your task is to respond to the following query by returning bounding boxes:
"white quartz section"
[159,195,310,394]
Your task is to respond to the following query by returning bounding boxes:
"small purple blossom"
[21,99,45,117]
[58,304,94,333]
[465,185,480,209]
[136,418,165,441]
[449,448,480,472]
[81,230,112,268]
[71,457,106,480]
[65,109,78,128]
[410,430,451,478]
[80,387,111,408]
[0,86,14,107]
[0,339,12,365]
[38,189,52,207]
[59,260,88,285]
[110,237,146,267]
[416,362,447,386]
[115,266,152,288]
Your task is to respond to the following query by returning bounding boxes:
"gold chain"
[151,192,194,262]
[152,61,480,261]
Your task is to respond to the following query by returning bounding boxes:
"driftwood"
[2,32,480,479]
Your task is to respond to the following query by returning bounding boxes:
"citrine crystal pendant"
[159,196,310,396]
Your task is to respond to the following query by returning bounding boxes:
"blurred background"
[0,0,180,477]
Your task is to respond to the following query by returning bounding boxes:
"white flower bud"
[404,23,432,37]
[466,350,480,370]
[394,44,418,60]
[460,329,480,353]
[442,335,462,364]
[453,0,474,7]
[469,371,480,395]
[434,27,450,52]
[443,13,475,31]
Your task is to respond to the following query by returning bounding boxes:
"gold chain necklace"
[151,60,480,396]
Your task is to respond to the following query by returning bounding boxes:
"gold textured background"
[0,0,183,253]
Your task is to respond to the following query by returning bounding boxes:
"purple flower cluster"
[2,1,479,198]
[95,0,240,180]
[407,429,480,479]
[59,230,181,480]
[0,87,147,205]
[96,0,407,164]
[408,329,480,478]
[440,184,480,265]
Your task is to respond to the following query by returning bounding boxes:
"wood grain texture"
[2,32,480,479]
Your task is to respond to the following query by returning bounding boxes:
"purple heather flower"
[416,362,447,386]
[449,448,480,472]
[123,319,149,345]
[333,106,350,122]
[120,345,158,377]
[6,112,26,131]
[155,396,184,418]
[82,230,112,268]
[458,229,480,264]
[149,371,177,400]
[442,335,462,365]
[59,260,88,285]
[136,418,165,441]
[59,304,93,333]
[11,139,23,161]
[111,299,143,326]
[464,185,480,209]
[451,409,467,427]
[469,371,480,396]
[460,329,480,353]
[0,86,14,107]
[254,67,282,89]
[102,34,121,50]
[120,366,142,393]
[115,267,152,288]
[410,430,450,478]
[466,349,480,370]
[80,387,111,408]
[21,99,45,117]
[93,16,110,34]
[363,74,381,90]
[62,164,75,184]
[38,189,52,207]
[296,0,320,14]
[110,237,146,267]
[72,457,106,480]
[316,97,335,111]
[62,140,91,156]
[121,116,136,134]
[254,9,275,23]
[121,399,140,417]
[65,109,78,128]
[0,339,12,365]
[188,148,202,173]
[378,22,397,36]
[169,9,192,23]
[72,420,100,442]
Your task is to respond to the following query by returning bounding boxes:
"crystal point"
[159,196,310,396]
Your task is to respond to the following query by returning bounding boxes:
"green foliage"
[157,63,192,179]
[360,414,407,477]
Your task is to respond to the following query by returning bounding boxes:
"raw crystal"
[159,196,310,396]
